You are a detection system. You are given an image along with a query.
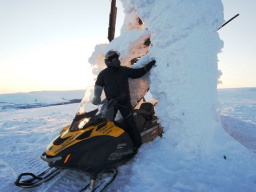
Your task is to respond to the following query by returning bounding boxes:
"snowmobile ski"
[80,169,118,192]
[15,167,61,188]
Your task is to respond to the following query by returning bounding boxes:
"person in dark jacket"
[92,50,156,150]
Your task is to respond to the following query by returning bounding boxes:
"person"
[92,49,156,150]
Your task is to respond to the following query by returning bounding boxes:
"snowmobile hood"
[46,120,124,156]
[45,86,125,156]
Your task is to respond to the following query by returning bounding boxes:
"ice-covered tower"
[122,0,224,155]
[90,0,224,155]
[156,1,223,155]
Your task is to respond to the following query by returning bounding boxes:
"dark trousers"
[114,100,142,148]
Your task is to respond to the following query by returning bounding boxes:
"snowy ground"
[0,88,255,192]
[218,88,256,153]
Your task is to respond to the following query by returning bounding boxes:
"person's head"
[104,50,121,68]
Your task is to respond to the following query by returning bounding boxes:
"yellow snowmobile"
[15,86,163,191]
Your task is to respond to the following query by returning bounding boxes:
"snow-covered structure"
[90,0,223,154]
[89,0,256,191]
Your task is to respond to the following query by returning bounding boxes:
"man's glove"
[144,60,156,72]
[92,96,101,105]
[92,85,103,105]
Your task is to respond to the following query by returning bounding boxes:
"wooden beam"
[108,0,117,42]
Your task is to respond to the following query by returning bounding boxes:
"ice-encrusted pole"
[131,0,224,155]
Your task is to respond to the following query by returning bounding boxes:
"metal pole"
[218,14,240,31]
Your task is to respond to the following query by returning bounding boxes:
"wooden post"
[108,0,117,42]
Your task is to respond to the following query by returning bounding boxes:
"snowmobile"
[15,86,163,191]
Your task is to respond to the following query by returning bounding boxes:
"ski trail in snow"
[221,115,256,153]
[39,170,89,192]
[0,159,16,189]
[0,104,79,191]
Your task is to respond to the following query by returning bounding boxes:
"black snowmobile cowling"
[41,112,134,179]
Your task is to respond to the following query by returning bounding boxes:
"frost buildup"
[89,0,224,155]
[126,0,224,155]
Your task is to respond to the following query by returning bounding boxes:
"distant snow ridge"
[0,91,83,111]
[90,0,256,191]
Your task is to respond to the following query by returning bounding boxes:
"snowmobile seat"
[135,102,155,121]
[114,102,155,133]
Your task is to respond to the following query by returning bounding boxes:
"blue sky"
[0,0,255,94]
[218,0,256,88]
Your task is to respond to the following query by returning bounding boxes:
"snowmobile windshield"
[70,86,107,132]
[76,86,106,115]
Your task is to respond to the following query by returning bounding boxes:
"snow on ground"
[0,88,255,192]
[218,88,256,125]
[218,88,256,154]
[0,102,88,192]
[219,88,256,153]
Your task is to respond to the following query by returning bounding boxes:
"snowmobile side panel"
[45,132,133,178]
[46,121,124,156]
